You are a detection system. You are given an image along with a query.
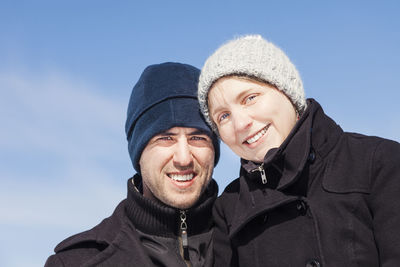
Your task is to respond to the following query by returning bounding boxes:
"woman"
[198,35,400,266]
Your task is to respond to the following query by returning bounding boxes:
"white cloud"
[0,70,127,158]
[0,69,133,267]
[0,69,131,227]
[0,162,125,227]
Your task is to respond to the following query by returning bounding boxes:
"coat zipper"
[179,210,190,261]
[251,163,267,184]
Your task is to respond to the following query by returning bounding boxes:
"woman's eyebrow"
[210,87,255,116]
[235,91,247,103]
[210,104,225,117]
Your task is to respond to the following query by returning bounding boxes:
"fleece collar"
[125,175,218,237]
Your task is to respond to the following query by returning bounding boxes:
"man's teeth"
[169,174,194,181]
[246,126,268,144]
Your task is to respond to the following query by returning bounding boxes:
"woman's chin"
[245,146,277,163]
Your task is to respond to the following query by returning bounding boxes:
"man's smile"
[167,172,196,182]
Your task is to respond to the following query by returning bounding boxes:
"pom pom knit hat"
[198,34,307,133]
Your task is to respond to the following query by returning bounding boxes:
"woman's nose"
[232,111,252,133]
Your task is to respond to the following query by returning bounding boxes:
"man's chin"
[165,194,199,210]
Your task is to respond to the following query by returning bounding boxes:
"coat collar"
[240,99,342,190]
[54,200,127,253]
[241,98,313,190]
[230,99,343,236]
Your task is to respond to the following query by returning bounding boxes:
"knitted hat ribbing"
[198,35,307,132]
[125,62,220,172]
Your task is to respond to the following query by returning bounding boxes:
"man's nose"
[173,139,193,167]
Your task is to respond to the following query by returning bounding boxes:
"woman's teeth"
[246,126,269,144]
[169,173,194,181]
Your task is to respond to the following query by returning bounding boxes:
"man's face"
[139,127,215,210]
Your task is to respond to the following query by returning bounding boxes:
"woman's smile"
[243,124,270,145]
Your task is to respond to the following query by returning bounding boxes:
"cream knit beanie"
[198,34,306,132]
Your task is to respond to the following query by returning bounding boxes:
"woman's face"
[208,76,298,163]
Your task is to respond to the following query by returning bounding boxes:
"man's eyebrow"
[157,131,177,136]
[188,129,209,135]
[159,129,209,135]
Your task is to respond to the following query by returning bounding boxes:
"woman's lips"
[244,124,270,144]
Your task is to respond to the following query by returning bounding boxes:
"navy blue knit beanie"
[125,62,220,172]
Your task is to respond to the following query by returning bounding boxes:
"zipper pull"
[259,166,267,184]
[252,163,267,184]
[180,210,190,261]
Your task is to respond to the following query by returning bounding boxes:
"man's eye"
[191,135,207,141]
[157,136,172,141]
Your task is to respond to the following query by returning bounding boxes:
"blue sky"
[1,1,399,266]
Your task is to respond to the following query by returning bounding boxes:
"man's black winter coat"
[45,177,218,267]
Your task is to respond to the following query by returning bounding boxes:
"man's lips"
[167,171,196,182]
[243,124,270,144]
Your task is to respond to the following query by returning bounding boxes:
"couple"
[46,35,400,266]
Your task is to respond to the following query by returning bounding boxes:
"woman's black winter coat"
[213,99,400,267]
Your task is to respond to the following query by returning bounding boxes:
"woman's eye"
[219,112,229,122]
[245,94,257,104]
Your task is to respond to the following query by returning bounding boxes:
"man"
[45,62,220,266]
